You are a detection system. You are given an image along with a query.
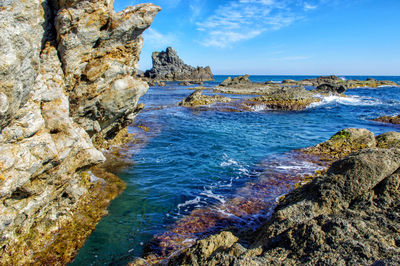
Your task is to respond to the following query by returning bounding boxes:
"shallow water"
[71,75,400,265]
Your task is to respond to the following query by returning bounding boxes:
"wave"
[249,104,270,112]
[308,95,382,108]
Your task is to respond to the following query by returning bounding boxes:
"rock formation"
[374,114,400,125]
[217,75,398,95]
[0,0,160,264]
[179,90,232,107]
[169,129,400,265]
[242,86,319,111]
[144,47,214,81]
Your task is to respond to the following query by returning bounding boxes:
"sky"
[114,0,400,75]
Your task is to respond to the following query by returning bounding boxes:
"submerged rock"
[0,0,159,264]
[179,90,232,107]
[145,47,214,81]
[167,129,400,265]
[374,114,400,125]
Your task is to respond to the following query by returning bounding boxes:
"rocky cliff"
[144,47,214,81]
[0,0,159,264]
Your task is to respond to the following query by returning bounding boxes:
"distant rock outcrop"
[144,47,214,81]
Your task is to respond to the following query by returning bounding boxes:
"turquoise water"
[71,75,400,265]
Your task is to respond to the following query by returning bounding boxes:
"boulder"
[374,114,400,125]
[219,75,252,87]
[179,90,232,107]
[145,47,213,81]
[314,83,347,94]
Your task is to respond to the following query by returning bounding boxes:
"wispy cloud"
[304,2,318,10]
[142,28,176,50]
[196,0,323,48]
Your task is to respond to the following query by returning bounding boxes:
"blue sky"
[115,0,400,75]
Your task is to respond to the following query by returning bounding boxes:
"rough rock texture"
[242,86,319,111]
[216,75,398,95]
[179,90,232,107]
[219,75,252,87]
[170,129,400,265]
[0,0,159,264]
[55,1,160,143]
[144,47,214,81]
[302,128,377,160]
[314,83,347,94]
[374,114,400,125]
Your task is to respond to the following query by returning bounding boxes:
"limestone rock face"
[145,47,214,81]
[0,0,159,264]
[0,0,44,130]
[55,1,160,141]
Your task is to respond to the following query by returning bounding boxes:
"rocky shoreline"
[175,75,399,112]
[164,129,400,265]
[0,0,159,264]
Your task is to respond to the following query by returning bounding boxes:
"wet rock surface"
[241,86,319,111]
[145,47,214,81]
[179,90,232,107]
[374,114,400,125]
[163,129,400,265]
[0,0,159,264]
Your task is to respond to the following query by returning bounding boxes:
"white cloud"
[142,28,176,50]
[196,0,323,48]
[304,3,318,10]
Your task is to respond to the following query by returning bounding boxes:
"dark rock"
[282,79,296,83]
[219,75,252,87]
[178,81,192,86]
[314,83,347,94]
[374,114,400,125]
[144,47,213,81]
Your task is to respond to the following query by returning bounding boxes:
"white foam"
[220,158,239,167]
[182,238,196,244]
[214,206,235,217]
[177,196,201,211]
[249,104,269,112]
[308,95,381,108]
[378,85,395,88]
[339,76,347,81]
[200,189,226,204]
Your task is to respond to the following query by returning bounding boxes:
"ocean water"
[71,75,400,265]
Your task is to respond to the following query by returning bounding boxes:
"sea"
[71,75,400,265]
